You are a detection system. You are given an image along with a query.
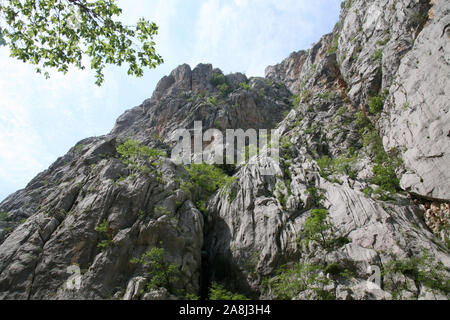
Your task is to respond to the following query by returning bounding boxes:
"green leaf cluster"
[116,139,165,174]
[298,207,350,251]
[130,247,181,294]
[0,0,163,85]
[368,95,383,114]
[0,211,9,221]
[355,112,401,196]
[216,83,230,97]
[181,164,236,214]
[208,282,248,300]
[372,49,383,61]
[207,96,219,106]
[210,72,226,87]
[270,263,334,300]
[383,250,450,300]
[316,155,358,180]
[239,82,251,91]
[95,219,113,249]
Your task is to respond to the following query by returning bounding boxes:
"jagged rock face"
[0,0,449,300]
[380,0,450,200]
[207,0,450,299]
[111,63,291,148]
[0,138,205,299]
[265,34,336,94]
[266,0,449,202]
[0,63,291,299]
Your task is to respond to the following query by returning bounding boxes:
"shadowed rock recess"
[0,0,449,300]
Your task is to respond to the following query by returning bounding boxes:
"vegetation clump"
[383,250,450,300]
[207,96,219,106]
[270,263,336,300]
[0,212,9,221]
[116,139,165,174]
[368,95,384,114]
[316,154,358,180]
[130,247,181,294]
[181,164,236,214]
[327,35,340,54]
[210,72,226,87]
[298,208,350,251]
[372,49,383,61]
[0,0,163,85]
[267,206,352,300]
[95,219,113,249]
[239,82,251,91]
[354,112,401,199]
[208,282,249,300]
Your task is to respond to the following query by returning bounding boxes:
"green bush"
[301,90,313,103]
[361,129,400,194]
[372,164,399,194]
[216,83,230,97]
[327,35,339,54]
[95,219,113,249]
[354,111,371,129]
[298,208,350,251]
[182,164,236,214]
[210,72,226,87]
[372,49,383,61]
[130,247,181,294]
[279,135,291,149]
[292,94,301,107]
[0,212,9,221]
[208,282,249,300]
[316,155,358,180]
[355,112,401,195]
[300,209,331,248]
[270,263,334,300]
[116,139,166,174]
[197,91,206,100]
[336,106,346,116]
[376,37,390,46]
[362,187,373,197]
[305,187,325,208]
[75,143,85,154]
[341,0,352,9]
[276,181,290,209]
[368,95,383,114]
[239,82,251,90]
[383,250,450,300]
[207,96,219,106]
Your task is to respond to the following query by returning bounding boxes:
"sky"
[0,0,342,201]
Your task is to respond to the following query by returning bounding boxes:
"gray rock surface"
[380,0,450,200]
[0,0,449,300]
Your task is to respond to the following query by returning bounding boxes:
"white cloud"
[0,57,53,196]
[191,0,341,76]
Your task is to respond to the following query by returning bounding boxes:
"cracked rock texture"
[0,0,449,300]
